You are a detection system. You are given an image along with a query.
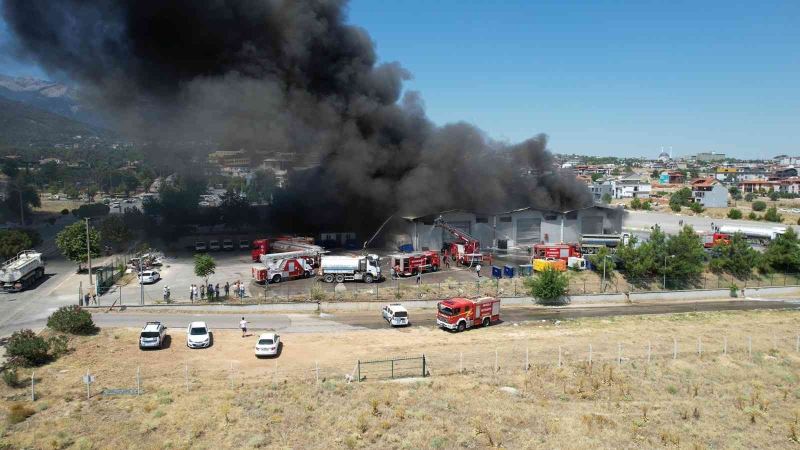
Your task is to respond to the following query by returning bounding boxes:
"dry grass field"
[1,310,800,449]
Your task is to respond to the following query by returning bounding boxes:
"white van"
[382,304,409,327]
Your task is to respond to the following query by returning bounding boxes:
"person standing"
[416,271,421,285]
[200,284,205,300]
[189,284,194,302]
[192,284,198,302]
[224,282,230,297]
[239,317,248,337]
[239,283,245,299]
[476,263,482,278]
[215,283,221,301]
[163,285,169,301]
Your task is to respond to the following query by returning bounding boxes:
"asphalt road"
[623,210,779,236]
[86,300,799,334]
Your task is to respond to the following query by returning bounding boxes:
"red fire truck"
[703,232,731,249]
[436,297,501,332]
[251,236,319,263]
[252,257,314,284]
[389,251,441,276]
[434,217,483,266]
[532,243,581,262]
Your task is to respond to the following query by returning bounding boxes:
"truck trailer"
[0,250,45,293]
[319,254,382,283]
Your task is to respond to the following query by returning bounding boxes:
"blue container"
[518,264,533,277]
[503,265,515,278]
[398,244,414,253]
[491,266,502,279]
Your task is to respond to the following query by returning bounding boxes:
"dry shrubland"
[1,310,799,449]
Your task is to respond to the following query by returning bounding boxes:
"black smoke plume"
[2,0,592,233]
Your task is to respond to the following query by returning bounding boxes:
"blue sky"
[2,1,799,158]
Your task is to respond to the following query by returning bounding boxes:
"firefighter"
[415,271,421,285]
[393,264,400,279]
[475,263,482,278]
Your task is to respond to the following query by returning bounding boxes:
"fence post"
[357,359,361,382]
[748,336,752,360]
[136,366,140,395]
[588,344,593,367]
[723,336,727,355]
[494,349,498,373]
[617,343,622,366]
[185,363,189,392]
[525,347,529,372]
[315,361,320,383]
[673,338,677,360]
[697,337,702,357]
[558,346,562,368]
[647,341,651,363]
[30,371,34,401]
[391,359,394,379]
[422,354,427,377]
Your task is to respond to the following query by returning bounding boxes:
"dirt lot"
[2,309,800,448]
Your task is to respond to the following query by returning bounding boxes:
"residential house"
[774,167,798,179]
[690,178,729,208]
[611,174,651,199]
[589,179,613,202]
[738,179,778,193]
[659,171,685,185]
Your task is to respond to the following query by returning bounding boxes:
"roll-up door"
[515,218,541,244]
[582,216,603,234]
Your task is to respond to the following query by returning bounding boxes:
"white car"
[186,322,211,349]
[209,240,221,251]
[254,332,280,357]
[139,270,160,284]
[222,239,234,251]
[382,303,409,327]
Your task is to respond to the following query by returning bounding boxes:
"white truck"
[717,225,785,244]
[0,250,45,292]
[319,254,382,283]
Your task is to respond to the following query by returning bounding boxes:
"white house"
[611,174,651,199]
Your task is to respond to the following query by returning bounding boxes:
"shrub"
[7,403,35,425]
[60,208,70,215]
[748,212,758,220]
[47,335,69,357]
[47,306,98,335]
[6,330,50,367]
[2,369,18,388]
[630,198,642,210]
[523,267,569,305]
[752,201,767,212]
[744,193,755,202]
[727,209,742,219]
[762,207,782,223]
[670,203,681,212]
[689,202,704,213]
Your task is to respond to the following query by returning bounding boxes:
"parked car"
[139,321,167,350]
[239,239,250,250]
[254,332,280,357]
[195,241,207,252]
[222,239,234,251]
[139,270,161,284]
[382,303,409,327]
[209,240,221,251]
[186,322,211,348]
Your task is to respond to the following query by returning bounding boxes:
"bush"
[523,267,569,305]
[744,193,755,202]
[47,306,98,335]
[752,201,767,212]
[7,403,35,425]
[630,198,642,210]
[60,208,69,215]
[762,207,782,223]
[727,209,742,219]
[748,212,758,220]
[2,369,18,388]
[689,202,704,213]
[6,330,51,367]
[670,203,681,212]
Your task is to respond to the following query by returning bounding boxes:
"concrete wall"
[698,184,729,208]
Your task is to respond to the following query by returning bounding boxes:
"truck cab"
[436,297,500,332]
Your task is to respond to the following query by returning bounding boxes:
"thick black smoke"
[3,0,592,232]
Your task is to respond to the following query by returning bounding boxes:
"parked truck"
[436,296,501,332]
[579,233,631,254]
[319,254,382,283]
[252,257,314,284]
[532,243,581,262]
[0,250,45,292]
[389,251,440,277]
[717,225,785,245]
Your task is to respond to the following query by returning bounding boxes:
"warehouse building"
[403,204,624,252]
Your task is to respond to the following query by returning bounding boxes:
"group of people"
[188,280,247,302]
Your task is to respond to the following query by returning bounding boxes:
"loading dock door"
[515,218,541,244]
[582,216,603,235]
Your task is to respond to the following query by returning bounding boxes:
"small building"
[659,171,685,185]
[774,167,798,179]
[738,179,779,193]
[589,180,613,202]
[611,174,651,199]
[778,177,800,195]
[694,152,726,162]
[714,167,738,183]
[690,178,728,208]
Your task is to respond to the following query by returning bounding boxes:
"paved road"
[623,210,778,236]
[81,299,798,335]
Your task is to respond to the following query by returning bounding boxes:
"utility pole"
[85,218,93,288]
[17,188,24,226]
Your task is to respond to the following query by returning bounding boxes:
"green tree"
[1,160,19,178]
[762,206,782,223]
[47,305,98,335]
[727,208,742,219]
[768,191,779,201]
[194,253,216,285]
[0,230,33,259]
[728,186,742,200]
[744,192,755,202]
[1,183,40,225]
[523,267,569,305]
[601,193,612,204]
[218,190,253,229]
[630,197,642,210]
[641,200,652,210]
[651,169,660,179]
[55,221,101,270]
[689,202,704,213]
[99,215,132,250]
[587,246,615,279]
[709,233,759,279]
[245,169,278,204]
[590,173,603,182]
[669,187,692,210]
[763,227,800,273]
[6,330,50,367]
[72,203,110,219]
[664,225,706,288]
[751,201,766,212]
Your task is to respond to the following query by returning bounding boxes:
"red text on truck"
[389,251,441,276]
[436,297,500,332]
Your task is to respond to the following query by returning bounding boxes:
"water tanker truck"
[319,254,382,283]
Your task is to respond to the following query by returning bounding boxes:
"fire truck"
[532,243,581,262]
[703,232,731,249]
[436,296,501,332]
[251,236,321,265]
[252,255,314,284]
[389,251,441,276]
[434,217,483,266]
